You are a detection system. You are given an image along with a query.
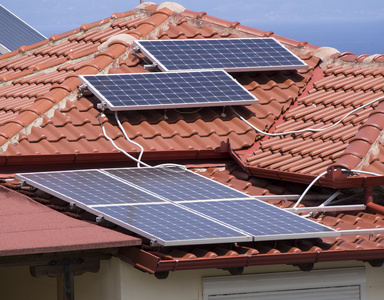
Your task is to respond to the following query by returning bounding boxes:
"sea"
[253,19,384,56]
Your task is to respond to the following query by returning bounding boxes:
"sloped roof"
[0,5,46,54]
[0,184,140,256]
[1,1,384,271]
[0,2,382,187]
[118,166,384,274]
[240,52,384,184]
[0,2,316,165]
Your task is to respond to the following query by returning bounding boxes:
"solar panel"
[182,199,335,241]
[18,169,166,207]
[134,38,308,72]
[103,166,249,201]
[79,70,258,111]
[94,203,252,246]
[16,167,338,246]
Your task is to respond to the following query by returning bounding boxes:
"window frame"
[203,267,366,300]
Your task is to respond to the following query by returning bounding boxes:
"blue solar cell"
[16,167,338,246]
[182,200,335,241]
[94,203,251,246]
[16,169,166,206]
[79,70,257,111]
[103,167,249,202]
[135,38,307,72]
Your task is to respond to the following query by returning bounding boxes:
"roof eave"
[0,240,141,258]
[117,246,384,274]
[0,149,231,173]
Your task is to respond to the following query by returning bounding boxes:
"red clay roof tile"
[242,57,384,180]
[1,5,384,269]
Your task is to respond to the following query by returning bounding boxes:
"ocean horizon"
[252,19,384,56]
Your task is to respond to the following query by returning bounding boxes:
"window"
[203,268,366,300]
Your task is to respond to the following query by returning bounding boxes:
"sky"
[1,0,384,55]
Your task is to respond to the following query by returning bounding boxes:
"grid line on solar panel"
[93,203,252,246]
[181,199,336,240]
[102,167,251,202]
[16,167,338,246]
[16,169,167,207]
[78,70,258,111]
[134,38,307,72]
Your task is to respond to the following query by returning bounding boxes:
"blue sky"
[2,0,384,55]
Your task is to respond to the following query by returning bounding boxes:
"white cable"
[102,113,189,171]
[350,169,382,177]
[294,168,382,210]
[98,113,152,168]
[155,163,187,172]
[231,96,384,137]
[293,171,327,209]
[115,111,145,168]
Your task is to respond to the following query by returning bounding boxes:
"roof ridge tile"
[111,16,142,30]
[373,55,384,63]
[49,29,82,42]
[19,39,50,54]
[111,10,136,20]
[80,17,112,31]
[180,10,206,19]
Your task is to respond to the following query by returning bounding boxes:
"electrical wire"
[293,171,327,209]
[350,169,382,177]
[98,113,152,168]
[99,94,384,207]
[232,95,384,211]
[231,96,384,137]
[101,112,189,171]
[154,163,187,172]
[115,111,145,168]
[293,168,383,210]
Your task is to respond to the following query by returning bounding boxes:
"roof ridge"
[328,52,384,70]
[0,3,181,154]
[180,9,317,53]
[0,2,159,62]
[0,43,126,153]
[336,100,384,171]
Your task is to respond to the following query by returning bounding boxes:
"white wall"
[366,264,384,300]
[1,258,384,300]
[116,259,380,300]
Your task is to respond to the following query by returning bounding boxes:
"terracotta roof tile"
[243,60,384,179]
[0,6,322,161]
[109,165,384,272]
[2,4,384,270]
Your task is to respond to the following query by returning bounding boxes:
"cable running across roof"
[114,111,145,168]
[77,38,384,247]
[292,169,382,210]
[97,112,151,168]
[231,96,384,137]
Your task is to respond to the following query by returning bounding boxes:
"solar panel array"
[16,167,337,246]
[79,70,258,111]
[134,38,308,72]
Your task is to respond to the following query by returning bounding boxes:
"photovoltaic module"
[79,70,258,111]
[16,167,337,246]
[134,38,307,72]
